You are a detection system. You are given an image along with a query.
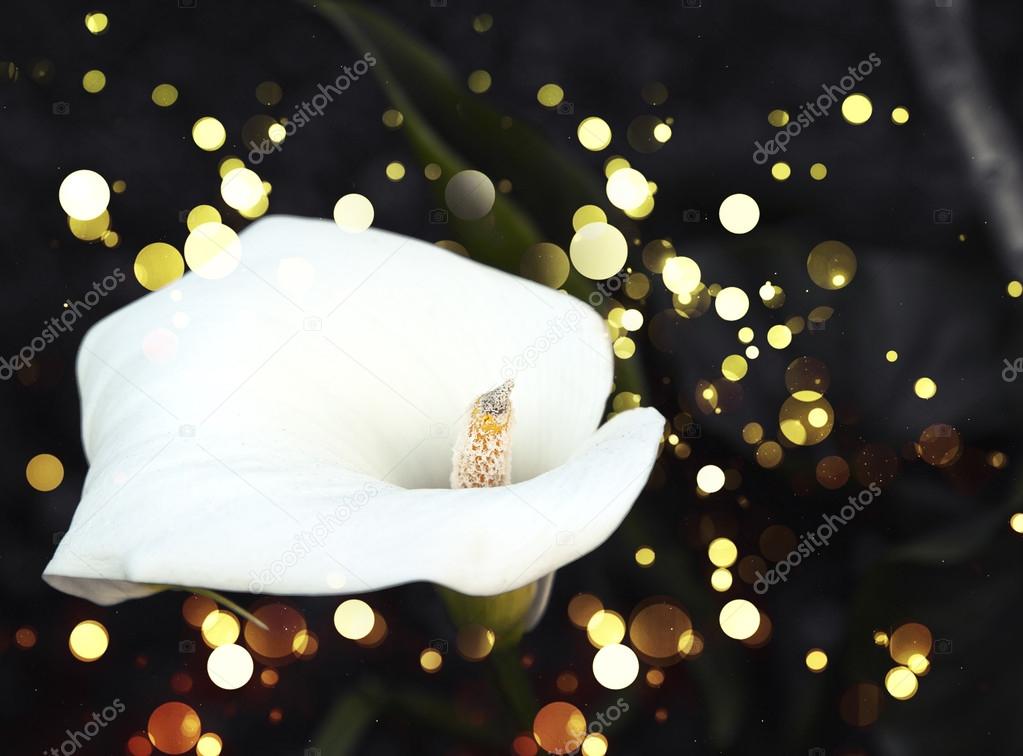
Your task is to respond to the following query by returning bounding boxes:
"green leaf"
[312,686,380,755]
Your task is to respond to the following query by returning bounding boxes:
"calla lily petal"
[43,216,664,605]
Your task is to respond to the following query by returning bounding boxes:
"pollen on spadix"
[451,380,514,489]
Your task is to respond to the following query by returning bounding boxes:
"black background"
[2,1,1023,754]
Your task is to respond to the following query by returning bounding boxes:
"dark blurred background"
[3,1,1023,754]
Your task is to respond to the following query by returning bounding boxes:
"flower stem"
[154,584,268,630]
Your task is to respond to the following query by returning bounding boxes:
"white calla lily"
[43,216,664,619]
